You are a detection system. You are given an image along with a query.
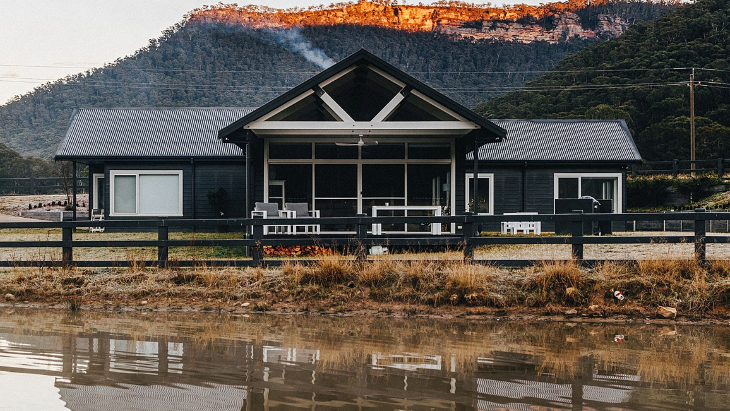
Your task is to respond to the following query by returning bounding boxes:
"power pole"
[690,67,696,176]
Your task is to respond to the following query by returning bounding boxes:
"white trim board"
[553,172,623,213]
[465,173,495,215]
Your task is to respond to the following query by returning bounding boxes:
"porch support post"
[245,137,251,219]
[72,161,77,221]
[88,171,93,218]
[472,137,479,213]
[190,158,196,219]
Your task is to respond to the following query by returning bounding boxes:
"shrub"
[627,173,726,209]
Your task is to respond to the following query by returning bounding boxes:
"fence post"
[355,213,368,263]
[694,208,706,264]
[718,158,724,178]
[251,219,264,267]
[672,159,678,178]
[570,211,584,262]
[463,212,475,263]
[62,226,73,266]
[29,177,35,195]
[157,224,169,268]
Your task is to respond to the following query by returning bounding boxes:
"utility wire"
[2,63,728,75]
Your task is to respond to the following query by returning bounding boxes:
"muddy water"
[0,309,728,410]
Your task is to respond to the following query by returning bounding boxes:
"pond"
[0,309,728,410]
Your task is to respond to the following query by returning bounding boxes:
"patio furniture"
[90,209,105,233]
[501,212,541,235]
[284,202,320,234]
[252,202,293,235]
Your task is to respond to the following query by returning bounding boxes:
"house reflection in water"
[475,354,638,410]
[3,325,724,410]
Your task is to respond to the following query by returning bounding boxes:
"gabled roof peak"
[218,48,505,141]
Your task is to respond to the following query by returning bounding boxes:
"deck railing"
[0,210,724,268]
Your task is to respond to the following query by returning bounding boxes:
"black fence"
[0,177,87,195]
[0,210,722,268]
[631,158,728,177]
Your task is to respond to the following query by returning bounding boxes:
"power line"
[3,63,729,75]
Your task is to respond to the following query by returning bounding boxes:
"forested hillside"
[476,0,730,161]
[0,0,674,160]
[0,143,56,178]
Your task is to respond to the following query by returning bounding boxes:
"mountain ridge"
[189,0,677,44]
[0,0,676,160]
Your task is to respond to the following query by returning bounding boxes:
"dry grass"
[526,260,585,306]
[3,245,730,317]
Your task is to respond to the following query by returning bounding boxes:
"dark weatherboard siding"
[476,164,627,232]
[194,161,247,219]
[98,160,246,220]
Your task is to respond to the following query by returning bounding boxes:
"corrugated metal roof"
[55,108,254,159]
[471,119,642,162]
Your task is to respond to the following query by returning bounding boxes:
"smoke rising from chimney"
[270,28,334,70]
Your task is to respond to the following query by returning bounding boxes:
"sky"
[0,0,543,105]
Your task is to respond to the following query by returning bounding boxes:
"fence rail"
[0,177,87,195]
[631,158,728,177]
[0,210,722,268]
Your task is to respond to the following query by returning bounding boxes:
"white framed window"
[465,173,494,215]
[554,173,622,213]
[109,170,183,216]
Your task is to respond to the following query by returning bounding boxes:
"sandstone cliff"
[188,0,650,44]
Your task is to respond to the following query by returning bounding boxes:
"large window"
[315,164,358,217]
[265,140,454,218]
[465,173,494,214]
[268,164,312,209]
[110,170,182,216]
[554,173,621,213]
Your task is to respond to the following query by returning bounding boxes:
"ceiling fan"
[335,135,378,147]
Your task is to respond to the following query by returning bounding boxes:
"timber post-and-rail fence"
[631,158,729,177]
[0,210,720,268]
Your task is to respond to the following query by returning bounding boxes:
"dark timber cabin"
[54,49,641,232]
[55,108,254,220]
[468,119,642,231]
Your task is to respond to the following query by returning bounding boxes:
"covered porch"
[218,50,505,233]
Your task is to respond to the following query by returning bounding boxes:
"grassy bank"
[3,256,730,321]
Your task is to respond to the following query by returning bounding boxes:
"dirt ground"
[0,194,88,218]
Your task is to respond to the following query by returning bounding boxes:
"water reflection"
[0,309,728,410]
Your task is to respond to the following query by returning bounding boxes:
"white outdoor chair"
[284,202,320,235]
[252,202,292,235]
[90,209,105,232]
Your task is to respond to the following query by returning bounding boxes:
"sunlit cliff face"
[185,0,641,44]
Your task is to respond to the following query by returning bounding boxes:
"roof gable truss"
[247,64,476,136]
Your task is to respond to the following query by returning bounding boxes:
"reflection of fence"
[0,177,87,195]
[0,210,723,268]
[631,158,728,177]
